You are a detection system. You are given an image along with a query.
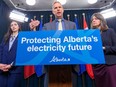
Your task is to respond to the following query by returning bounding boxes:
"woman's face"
[91,16,101,28]
[10,21,19,32]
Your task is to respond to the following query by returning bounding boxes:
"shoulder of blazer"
[64,19,75,25]
[44,20,56,25]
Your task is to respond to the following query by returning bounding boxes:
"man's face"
[52,2,64,19]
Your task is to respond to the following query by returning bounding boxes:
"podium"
[16,30,105,87]
[49,65,72,87]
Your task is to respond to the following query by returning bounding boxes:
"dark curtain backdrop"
[0,0,11,42]
[0,0,116,87]
[106,3,116,32]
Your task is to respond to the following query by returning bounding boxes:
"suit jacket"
[42,19,79,73]
[0,37,23,73]
[101,28,116,64]
[43,19,76,30]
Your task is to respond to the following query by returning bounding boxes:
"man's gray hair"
[52,1,62,9]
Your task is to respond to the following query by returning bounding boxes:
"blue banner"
[16,30,105,65]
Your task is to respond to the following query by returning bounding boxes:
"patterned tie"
[58,19,63,30]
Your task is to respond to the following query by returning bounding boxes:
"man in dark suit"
[30,1,76,30]
[30,1,79,87]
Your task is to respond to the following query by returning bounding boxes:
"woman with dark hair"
[0,21,23,87]
[91,13,116,87]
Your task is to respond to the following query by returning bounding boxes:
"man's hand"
[29,19,40,31]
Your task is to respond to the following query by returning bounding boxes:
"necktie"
[58,19,63,30]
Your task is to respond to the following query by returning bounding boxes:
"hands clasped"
[0,64,12,72]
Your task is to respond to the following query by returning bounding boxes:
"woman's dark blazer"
[0,37,23,73]
[101,28,116,64]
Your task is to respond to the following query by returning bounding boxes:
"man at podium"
[29,1,79,87]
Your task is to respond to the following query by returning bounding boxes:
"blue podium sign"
[16,30,105,65]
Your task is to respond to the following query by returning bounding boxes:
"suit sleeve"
[0,40,4,63]
[42,24,47,30]
[73,23,77,30]
[105,29,116,54]
[69,21,77,30]
[42,24,46,30]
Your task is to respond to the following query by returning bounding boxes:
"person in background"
[91,13,116,87]
[0,21,23,87]
[29,1,79,87]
